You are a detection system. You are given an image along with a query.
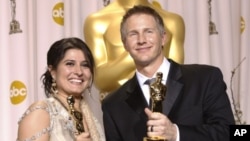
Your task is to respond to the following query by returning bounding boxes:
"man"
[83,0,185,95]
[102,5,235,141]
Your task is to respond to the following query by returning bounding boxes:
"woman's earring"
[51,78,58,95]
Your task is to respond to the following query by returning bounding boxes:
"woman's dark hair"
[41,37,95,97]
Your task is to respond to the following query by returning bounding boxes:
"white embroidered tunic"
[17,97,105,141]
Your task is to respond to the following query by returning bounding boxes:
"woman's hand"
[75,132,92,141]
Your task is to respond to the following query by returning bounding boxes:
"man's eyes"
[128,30,154,36]
[128,32,137,36]
[146,30,153,33]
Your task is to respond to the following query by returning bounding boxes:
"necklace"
[54,95,84,134]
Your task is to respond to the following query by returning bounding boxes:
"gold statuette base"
[143,136,167,141]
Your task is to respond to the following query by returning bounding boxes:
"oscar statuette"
[67,95,84,134]
[144,72,167,141]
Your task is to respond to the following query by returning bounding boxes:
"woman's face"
[51,48,92,97]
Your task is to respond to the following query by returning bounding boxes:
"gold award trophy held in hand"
[144,72,167,141]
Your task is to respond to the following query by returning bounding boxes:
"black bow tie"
[144,78,156,85]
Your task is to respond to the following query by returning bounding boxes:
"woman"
[17,37,105,141]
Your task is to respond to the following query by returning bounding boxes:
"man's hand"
[145,108,177,141]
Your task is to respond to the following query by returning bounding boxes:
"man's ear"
[161,31,167,47]
[124,41,129,52]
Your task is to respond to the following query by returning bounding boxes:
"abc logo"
[10,80,27,105]
[52,2,64,26]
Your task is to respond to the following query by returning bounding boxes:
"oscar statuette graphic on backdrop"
[9,0,22,34]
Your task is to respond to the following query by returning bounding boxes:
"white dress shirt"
[136,58,170,104]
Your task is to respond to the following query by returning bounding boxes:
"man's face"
[123,14,166,67]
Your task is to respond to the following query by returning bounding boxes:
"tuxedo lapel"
[162,60,183,115]
[125,75,148,120]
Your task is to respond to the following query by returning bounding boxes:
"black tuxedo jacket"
[102,59,235,141]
